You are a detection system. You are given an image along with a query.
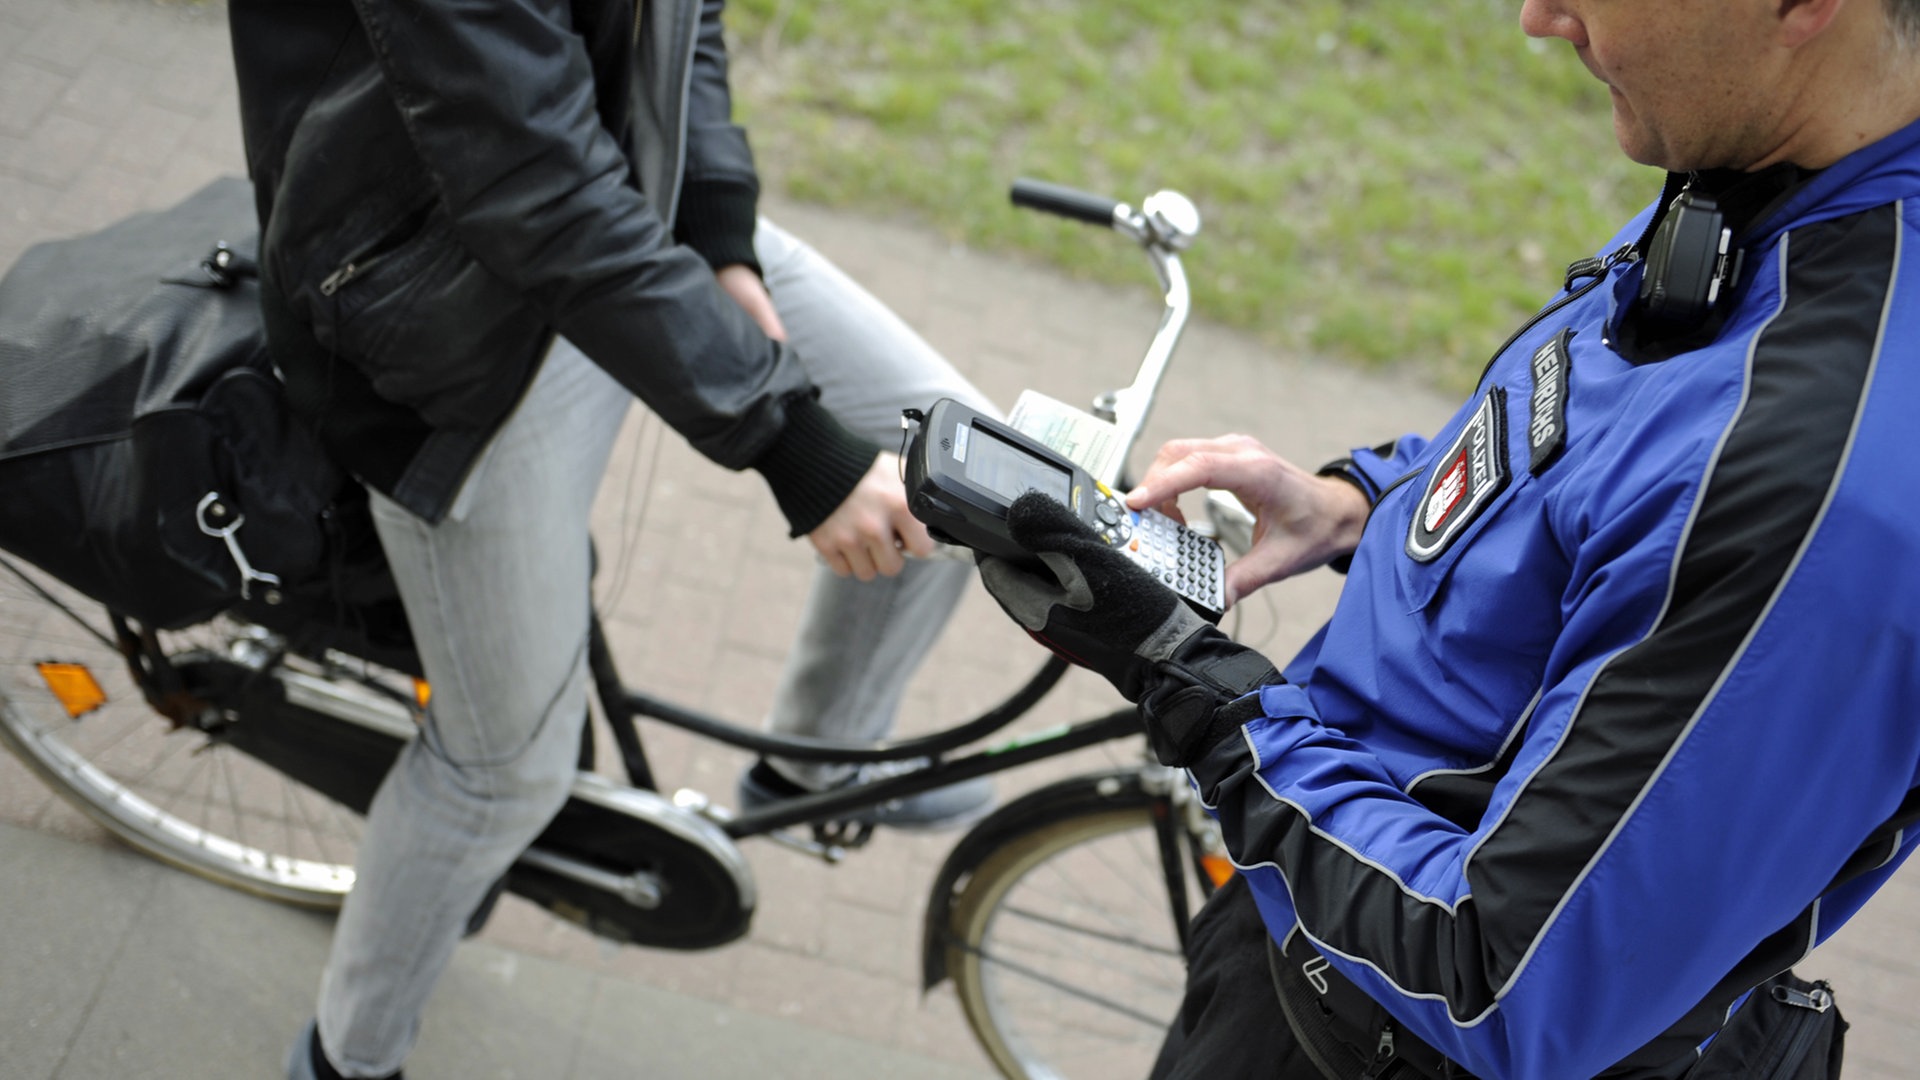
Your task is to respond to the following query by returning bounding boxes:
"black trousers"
[1149,877,1848,1080]
[1149,873,1322,1079]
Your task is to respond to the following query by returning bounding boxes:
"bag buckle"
[196,492,283,604]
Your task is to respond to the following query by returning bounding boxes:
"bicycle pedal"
[812,819,875,850]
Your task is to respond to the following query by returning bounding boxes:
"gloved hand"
[978,492,1283,766]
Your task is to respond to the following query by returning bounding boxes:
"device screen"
[963,425,1072,505]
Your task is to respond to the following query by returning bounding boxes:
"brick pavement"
[0,0,1915,1076]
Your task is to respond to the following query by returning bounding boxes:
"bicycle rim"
[948,805,1198,1080]
[0,557,361,907]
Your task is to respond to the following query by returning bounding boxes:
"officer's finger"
[1225,541,1302,605]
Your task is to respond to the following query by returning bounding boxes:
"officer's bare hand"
[808,452,935,581]
[1126,434,1370,604]
[715,264,788,342]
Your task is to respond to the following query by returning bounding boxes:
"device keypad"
[1093,492,1225,616]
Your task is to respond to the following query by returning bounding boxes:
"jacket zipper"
[316,200,438,298]
[1470,240,1637,388]
[318,261,363,297]
[1362,239,1640,553]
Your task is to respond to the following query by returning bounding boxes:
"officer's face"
[1519,0,1791,171]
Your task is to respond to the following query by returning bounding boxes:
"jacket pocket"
[303,200,549,429]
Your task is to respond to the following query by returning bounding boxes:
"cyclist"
[226,1,993,1077]
[980,0,1920,1076]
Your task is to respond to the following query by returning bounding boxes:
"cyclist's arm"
[343,0,873,534]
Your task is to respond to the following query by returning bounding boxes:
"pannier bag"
[0,177,360,630]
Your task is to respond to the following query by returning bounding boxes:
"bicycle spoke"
[964,940,1169,1029]
[996,902,1183,957]
[217,746,249,852]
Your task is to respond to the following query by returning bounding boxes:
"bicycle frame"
[577,178,1211,849]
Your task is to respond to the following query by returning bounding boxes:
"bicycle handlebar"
[1009,178,1126,228]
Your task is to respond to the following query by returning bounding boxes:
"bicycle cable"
[594,408,663,616]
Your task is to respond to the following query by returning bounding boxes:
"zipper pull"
[1563,256,1606,292]
[318,262,360,297]
[1363,1025,1399,1077]
[1771,981,1834,1013]
[1562,243,1638,292]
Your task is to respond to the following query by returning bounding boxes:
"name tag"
[1527,329,1572,474]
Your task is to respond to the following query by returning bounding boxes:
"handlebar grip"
[1010,178,1121,228]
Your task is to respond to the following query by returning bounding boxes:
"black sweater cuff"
[675,177,762,276]
[752,393,879,537]
[1314,457,1378,575]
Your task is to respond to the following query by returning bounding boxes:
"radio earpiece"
[1638,188,1744,330]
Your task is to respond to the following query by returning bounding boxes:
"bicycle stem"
[1009,179,1200,486]
[1093,237,1190,479]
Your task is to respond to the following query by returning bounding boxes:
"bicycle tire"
[0,556,362,908]
[946,799,1204,1080]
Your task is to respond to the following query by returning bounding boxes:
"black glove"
[978,493,1283,766]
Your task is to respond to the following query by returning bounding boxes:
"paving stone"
[0,111,110,187]
[13,3,105,75]
[0,59,65,139]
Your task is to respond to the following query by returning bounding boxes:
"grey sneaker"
[737,758,994,830]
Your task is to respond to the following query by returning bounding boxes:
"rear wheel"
[0,555,365,907]
[946,797,1217,1080]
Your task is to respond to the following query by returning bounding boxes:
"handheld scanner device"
[902,398,1225,622]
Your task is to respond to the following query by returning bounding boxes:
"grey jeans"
[315,219,991,1077]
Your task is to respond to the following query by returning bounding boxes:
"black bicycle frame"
[584,609,1148,841]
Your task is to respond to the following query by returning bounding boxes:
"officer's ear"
[1772,0,1848,48]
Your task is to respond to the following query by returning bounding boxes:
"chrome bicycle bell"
[1141,190,1201,251]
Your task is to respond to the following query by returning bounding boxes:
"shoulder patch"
[1407,388,1509,563]
[1527,328,1572,474]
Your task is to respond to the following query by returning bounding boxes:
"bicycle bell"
[1141,190,1201,251]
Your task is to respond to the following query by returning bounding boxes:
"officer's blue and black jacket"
[1189,117,1920,1078]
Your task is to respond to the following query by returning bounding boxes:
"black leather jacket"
[228,0,872,527]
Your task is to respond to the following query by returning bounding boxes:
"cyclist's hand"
[807,452,935,581]
[716,263,788,342]
[978,493,1280,765]
[1126,434,1370,604]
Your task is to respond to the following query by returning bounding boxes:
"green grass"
[725,0,1660,393]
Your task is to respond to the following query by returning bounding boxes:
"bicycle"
[0,179,1258,1080]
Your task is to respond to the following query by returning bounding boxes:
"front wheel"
[944,781,1223,1080]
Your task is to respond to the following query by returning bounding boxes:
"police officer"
[981,0,1920,1075]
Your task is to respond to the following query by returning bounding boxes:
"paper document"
[1006,390,1124,483]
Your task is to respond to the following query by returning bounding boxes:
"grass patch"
[726,0,1660,394]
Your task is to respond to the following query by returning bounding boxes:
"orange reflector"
[36,662,107,718]
[1200,852,1236,890]
[412,678,432,709]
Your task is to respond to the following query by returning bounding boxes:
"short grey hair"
[1890,0,1920,49]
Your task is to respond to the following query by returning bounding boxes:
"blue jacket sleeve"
[1189,368,1920,1078]
[1322,435,1431,505]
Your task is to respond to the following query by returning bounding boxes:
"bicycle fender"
[919,766,1163,991]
